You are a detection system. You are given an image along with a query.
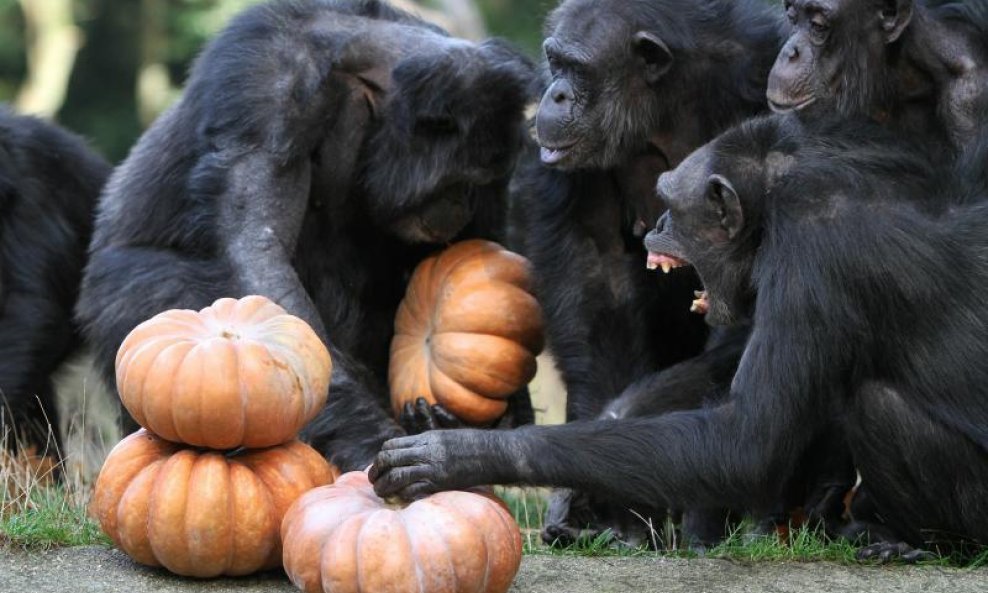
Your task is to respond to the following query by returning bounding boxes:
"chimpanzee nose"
[550,80,574,105]
[654,212,670,234]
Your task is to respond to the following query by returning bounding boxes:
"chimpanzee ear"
[706,174,743,239]
[633,31,673,84]
[879,0,913,43]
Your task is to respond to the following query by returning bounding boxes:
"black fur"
[768,0,988,150]
[509,0,792,545]
[0,108,109,456]
[372,114,988,558]
[76,0,534,470]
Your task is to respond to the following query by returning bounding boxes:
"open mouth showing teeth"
[646,252,709,315]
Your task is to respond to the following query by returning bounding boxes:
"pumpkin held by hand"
[115,295,331,449]
[92,429,337,578]
[281,470,522,593]
[389,240,544,425]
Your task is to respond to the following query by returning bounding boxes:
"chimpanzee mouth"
[768,96,818,114]
[646,251,709,315]
[539,141,578,166]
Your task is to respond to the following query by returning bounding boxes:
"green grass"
[1,487,110,550]
[496,487,988,567]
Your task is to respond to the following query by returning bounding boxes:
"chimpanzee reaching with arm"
[0,109,109,459]
[510,0,852,546]
[76,0,534,471]
[767,0,988,150]
[374,114,988,561]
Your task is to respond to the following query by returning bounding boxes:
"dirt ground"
[1,546,985,593]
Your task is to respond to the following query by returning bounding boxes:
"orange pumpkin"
[389,240,544,424]
[92,429,338,578]
[115,295,331,449]
[281,471,522,593]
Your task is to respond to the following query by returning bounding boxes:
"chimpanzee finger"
[431,403,462,428]
[399,401,418,434]
[901,548,936,563]
[415,397,440,431]
[372,465,436,498]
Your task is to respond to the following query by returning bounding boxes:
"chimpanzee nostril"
[655,212,670,234]
[787,45,799,61]
[553,90,569,104]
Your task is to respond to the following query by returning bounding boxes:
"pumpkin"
[389,240,544,425]
[92,429,338,578]
[281,471,522,593]
[115,295,332,449]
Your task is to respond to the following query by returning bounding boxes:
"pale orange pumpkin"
[92,429,338,578]
[281,471,522,593]
[115,295,331,449]
[389,240,544,425]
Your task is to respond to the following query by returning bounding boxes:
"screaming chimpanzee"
[76,0,534,471]
[509,0,831,546]
[767,0,988,150]
[0,109,109,459]
[374,114,988,561]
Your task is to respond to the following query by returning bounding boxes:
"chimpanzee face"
[362,40,534,244]
[534,0,675,170]
[643,117,798,325]
[767,0,913,116]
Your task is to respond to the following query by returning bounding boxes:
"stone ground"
[1,546,986,593]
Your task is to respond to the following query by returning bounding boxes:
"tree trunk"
[15,0,81,119]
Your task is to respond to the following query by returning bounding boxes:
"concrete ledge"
[0,546,984,593]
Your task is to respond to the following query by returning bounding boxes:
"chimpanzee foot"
[541,488,663,549]
[856,542,936,564]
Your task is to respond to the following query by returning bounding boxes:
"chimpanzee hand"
[399,397,462,434]
[370,428,498,500]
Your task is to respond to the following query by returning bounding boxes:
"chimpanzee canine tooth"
[695,290,705,298]
[661,262,672,274]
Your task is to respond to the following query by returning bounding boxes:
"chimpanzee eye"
[414,115,459,136]
[810,19,829,36]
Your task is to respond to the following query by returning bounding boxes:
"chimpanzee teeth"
[695,290,706,298]
[661,262,672,274]
[646,261,658,271]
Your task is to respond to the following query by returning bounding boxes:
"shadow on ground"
[1,546,984,593]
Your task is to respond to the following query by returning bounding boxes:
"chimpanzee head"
[533,0,686,170]
[361,39,534,244]
[767,0,913,116]
[643,116,798,325]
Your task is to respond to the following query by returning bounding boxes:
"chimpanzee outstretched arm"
[372,289,845,510]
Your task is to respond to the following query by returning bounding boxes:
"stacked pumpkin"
[92,295,338,578]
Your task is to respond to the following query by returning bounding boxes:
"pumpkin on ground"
[115,295,331,449]
[281,470,522,593]
[92,429,338,578]
[389,240,544,425]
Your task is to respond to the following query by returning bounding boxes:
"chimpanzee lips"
[646,251,709,315]
[767,95,818,114]
[539,142,577,165]
[646,252,689,274]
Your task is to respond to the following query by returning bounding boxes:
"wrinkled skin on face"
[642,142,771,326]
[767,0,913,116]
[363,40,534,243]
[534,0,674,170]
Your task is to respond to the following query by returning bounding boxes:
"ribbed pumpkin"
[92,429,338,578]
[281,471,522,593]
[115,295,331,449]
[389,240,544,425]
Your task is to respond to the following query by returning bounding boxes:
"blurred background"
[0,0,565,483]
[0,0,553,162]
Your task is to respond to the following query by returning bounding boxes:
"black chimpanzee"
[0,109,110,458]
[767,0,988,149]
[509,0,819,546]
[75,0,534,471]
[373,114,988,561]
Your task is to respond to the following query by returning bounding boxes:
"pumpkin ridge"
[424,496,489,592]
[141,340,196,440]
[413,498,461,593]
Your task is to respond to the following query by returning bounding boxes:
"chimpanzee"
[767,0,988,150]
[373,114,988,561]
[508,0,826,546]
[75,0,534,471]
[0,108,110,458]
